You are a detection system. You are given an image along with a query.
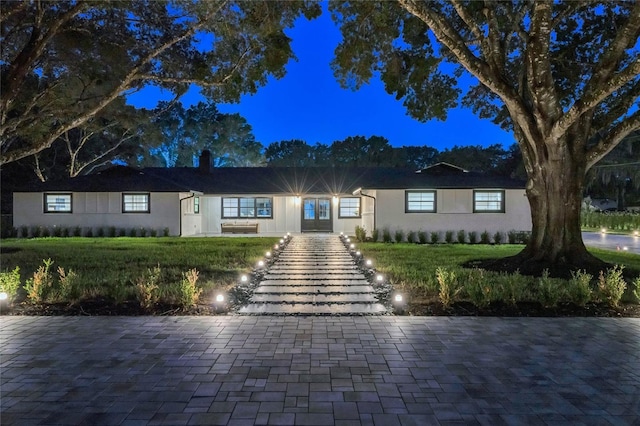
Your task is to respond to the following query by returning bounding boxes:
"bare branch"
[586,110,640,169]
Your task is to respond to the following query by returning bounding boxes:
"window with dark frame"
[339,197,361,218]
[405,190,436,213]
[222,197,273,219]
[44,193,72,213]
[473,190,505,213]
[194,196,200,214]
[122,193,150,213]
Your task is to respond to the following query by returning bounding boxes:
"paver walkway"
[239,235,387,315]
[1,316,639,425]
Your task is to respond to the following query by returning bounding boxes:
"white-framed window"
[405,190,436,213]
[44,193,72,213]
[222,197,272,219]
[339,197,361,218]
[473,190,505,213]
[122,193,150,213]
[194,196,200,214]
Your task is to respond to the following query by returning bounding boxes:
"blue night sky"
[127,6,515,151]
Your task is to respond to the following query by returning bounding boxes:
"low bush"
[25,259,55,303]
[20,226,29,238]
[463,269,493,308]
[371,228,379,242]
[430,231,439,244]
[597,265,627,307]
[355,226,367,243]
[136,265,161,310]
[85,228,93,238]
[129,228,137,237]
[382,228,392,243]
[468,231,478,244]
[163,227,170,237]
[0,266,22,304]
[394,229,404,243]
[633,277,640,302]
[457,230,466,244]
[57,267,80,301]
[108,227,117,238]
[73,226,82,237]
[97,227,105,238]
[480,230,491,244]
[179,268,202,308]
[140,228,148,238]
[436,267,460,308]
[417,230,427,244]
[567,270,593,307]
[493,231,503,245]
[537,270,565,308]
[406,231,416,244]
[444,230,454,244]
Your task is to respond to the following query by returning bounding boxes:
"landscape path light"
[355,251,361,257]
[266,251,272,258]
[240,275,248,283]
[600,228,607,234]
[376,274,384,282]
[634,231,639,237]
[350,243,355,250]
[257,260,265,268]
[366,259,373,267]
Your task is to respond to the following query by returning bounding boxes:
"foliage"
[0,266,21,303]
[493,231,503,245]
[355,226,367,243]
[57,267,80,301]
[417,230,427,244]
[330,1,640,267]
[382,228,392,243]
[468,231,478,244]
[568,270,593,307]
[457,230,466,244]
[394,229,404,243]
[406,231,416,244]
[371,228,379,243]
[537,270,564,308]
[1,1,322,164]
[435,267,459,308]
[24,259,55,303]
[430,232,439,244]
[634,277,640,302]
[444,230,454,244]
[581,211,640,232]
[136,266,161,310]
[597,265,627,307]
[480,231,491,245]
[179,269,202,308]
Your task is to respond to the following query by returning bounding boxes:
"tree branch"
[586,110,640,169]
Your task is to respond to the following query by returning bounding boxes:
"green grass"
[1,237,279,303]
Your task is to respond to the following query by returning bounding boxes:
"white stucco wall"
[180,194,203,236]
[374,188,531,236]
[13,192,182,236]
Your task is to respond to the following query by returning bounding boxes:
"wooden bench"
[221,223,259,234]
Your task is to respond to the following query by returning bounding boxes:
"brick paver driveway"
[1,316,639,425]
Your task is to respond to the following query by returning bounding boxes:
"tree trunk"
[503,135,609,277]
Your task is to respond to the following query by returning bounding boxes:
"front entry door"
[301,198,333,232]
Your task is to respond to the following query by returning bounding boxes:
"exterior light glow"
[355,251,361,256]
[366,259,373,267]
[394,294,403,303]
[258,260,265,267]
[266,251,271,258]
[340,231,344,236]
[0,292,7,301]
[601,228,607,234]
[376,274,384,282]
[623,246,629,251]
[333,196,339,205]
[346,238,351,243]
[634,231,639,237]
[240,275,248,283]
[287,232,291,236]
[216,294,225,303]
[294,196,301,205]
[350,243,355,249]
[280,239,284,244]
[274,244,279,249]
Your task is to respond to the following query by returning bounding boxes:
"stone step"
[239,303,387,315]
[262,274,366,281]
[254,285,374,294]
[250,294,379,303]
[259,279,370,286]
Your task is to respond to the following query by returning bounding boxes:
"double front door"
[301,198,332,232]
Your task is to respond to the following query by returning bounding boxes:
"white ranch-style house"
[13,151,531,238]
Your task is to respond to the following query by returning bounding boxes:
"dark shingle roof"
[16,166,525,194]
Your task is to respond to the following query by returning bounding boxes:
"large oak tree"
[331,0,640,273]
[1,0,320,165]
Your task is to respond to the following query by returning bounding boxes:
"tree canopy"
[0,0,321,164]
[331,0,640,272]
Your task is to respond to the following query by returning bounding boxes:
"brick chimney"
[199,150,211,173]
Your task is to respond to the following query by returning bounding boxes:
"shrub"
[30,226,39,238]
[497,270,532,306]
[179,268,202,308]
[163,227,170,237]
[61,227,70,237]
[567,270,593,307]
[371,228,379,242]
[96,227,105,238]
[129,228,137,237]
[457,230,466,244]
[25,259,55,303]
[53,226,63,237]
[464,269,493,308]
[436,267,459,308]
[0,266,22,304]
[382,228,392,243]
[109,276,131,304]
[430,231,440,244]
[57,267,80,301]
[537,269,564,308]
[480,230,491,244]
[136,265,161,310]
[108,227,117,238]
[40,226,50,237]
[355,226,367,242]
[73,226,82,237]
[417,230,427,244]
[493,231,503,245]
[150,228,158,237]
[468,231,478,244]
[394,229,404,243]
[406,231,416,244]
[140,227,148,238]
[20,226,29,238]
[597,265,627,307]
[633,277,640,302]
[85,228,93,238]
[118,228,127,237]
[444,230,454,244]
[508,230,518,244]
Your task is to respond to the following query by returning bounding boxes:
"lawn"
[0,237,278,312]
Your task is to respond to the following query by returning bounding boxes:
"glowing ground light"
[287,232,291,236]
[366,259,373,267]
[346,238,351,243]
[274,244,279,249]
[280,239,284,244]
[258,260,265,267]
[601,228,607,234]
[394,294,403,303]
[634,231,639,237]
[216,294,225,303]
[240,275,248,283]
[0,292,7,301]
[340,232,344,235]
[623,246,629,251]
[355,251,361,256]
[266,251,272,258]
[376,274,384,282]
[350,244,355,249]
